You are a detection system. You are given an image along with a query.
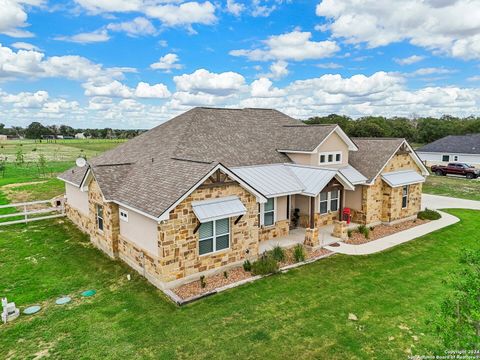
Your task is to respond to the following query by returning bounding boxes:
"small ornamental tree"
[37,153,47,176]
[0,157,6,177]
[434,249,480,349]
[15,148,24,166]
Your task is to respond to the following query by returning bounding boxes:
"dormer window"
[319,152,342,165]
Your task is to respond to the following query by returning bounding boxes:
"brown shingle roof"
[59,108,404,218]
[349,138,405,182]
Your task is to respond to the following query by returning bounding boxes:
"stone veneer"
[315,211,339,228]
[157,181,259,284]
[65,203,90,234]
[332,220,348,240]
[360,152,423,225]
[88,180,120,259]
[258,219,290,242]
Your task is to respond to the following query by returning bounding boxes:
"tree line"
[304,115,480,144]
[0,122,145,139]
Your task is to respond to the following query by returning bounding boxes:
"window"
[263,198,275,226]
[96,204,104,232]
[442,155,450,162]
[199,218,230,255]
[319,152,342,165]
[330,190,339,211]
[453,155,459,161]
[402,185,409,208]
[119,209,128,222]
[319,190,340,214]
[319,192,328,214]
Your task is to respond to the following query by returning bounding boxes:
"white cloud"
[0,0,44,38]
[11,41,39,51]
[74,0,142,13]
[107,17,156,37]
[0,44,133,81]
[55,29,110,44]
[251,0,276,17]
[316,0,480,59]
[226,0,245,16]
[173,68,246,95]
[394,55,425,66]
[250,77,285,97]
[316,62,343,69]
[135,82,171,98]
[83,79,171,99]
[2,90,49,108]
[467,75,480,82]
[409,67,455,76]
[264,60,289,79]
[83,80,133,98]
[144,1,217,27]
[74,1,217,32]
[230,30,339,61]
[150,53,183,72]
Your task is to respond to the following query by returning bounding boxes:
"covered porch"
[258,222,359,253]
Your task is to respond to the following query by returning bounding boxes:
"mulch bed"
[172,246,333,300]
[344,219,429,245]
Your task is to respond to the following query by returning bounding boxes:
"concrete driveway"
[422,193,480,210]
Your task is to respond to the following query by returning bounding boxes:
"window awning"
[191,196,246,223]
[381,170,425,188]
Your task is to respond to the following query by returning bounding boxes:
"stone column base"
[332,220,347,240]
[304,227,319,248]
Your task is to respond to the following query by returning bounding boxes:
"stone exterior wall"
[65,203,91,234]
[258,219,290,242]
[385,183,422,222]
[361,152,424,225]
[118,235,161,285]
[315,211,339,227]
[157,181,259,284]
[87,180,120,259]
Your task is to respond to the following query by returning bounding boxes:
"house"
[58,107,428,289]
[416,134,480,166]
[75,133,86,139]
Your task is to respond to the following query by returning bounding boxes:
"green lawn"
[0,139,125,162]
[0,209,478,359]
[423,174,480,201]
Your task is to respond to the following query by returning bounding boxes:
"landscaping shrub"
[357,225,370,239]
[347,229,353,238]
[200,275,206,288]
[223,271,228,279]
[243,260,252,272]
[252,254,279,275]
[270,245,285,262]
[418,208,441,220]
[293,244,306,263]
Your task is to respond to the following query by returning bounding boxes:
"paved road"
[325,195,480,256]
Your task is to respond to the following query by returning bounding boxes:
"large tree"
[25,122,50,139]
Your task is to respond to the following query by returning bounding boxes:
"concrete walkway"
[325,194,480,256]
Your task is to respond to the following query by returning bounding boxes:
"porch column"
[309,196,315,228]
[339,189,344,219]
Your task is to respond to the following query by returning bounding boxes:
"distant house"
[417,134,480,166]
[75,133,86,139]
[0,135,7,141]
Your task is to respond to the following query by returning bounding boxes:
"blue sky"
[0,0,479,129]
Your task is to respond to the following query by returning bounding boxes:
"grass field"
[423,173,480,201]
[0,210,478,359]
[0,139,125,163]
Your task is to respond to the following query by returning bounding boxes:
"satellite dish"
[75,157,87,168]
